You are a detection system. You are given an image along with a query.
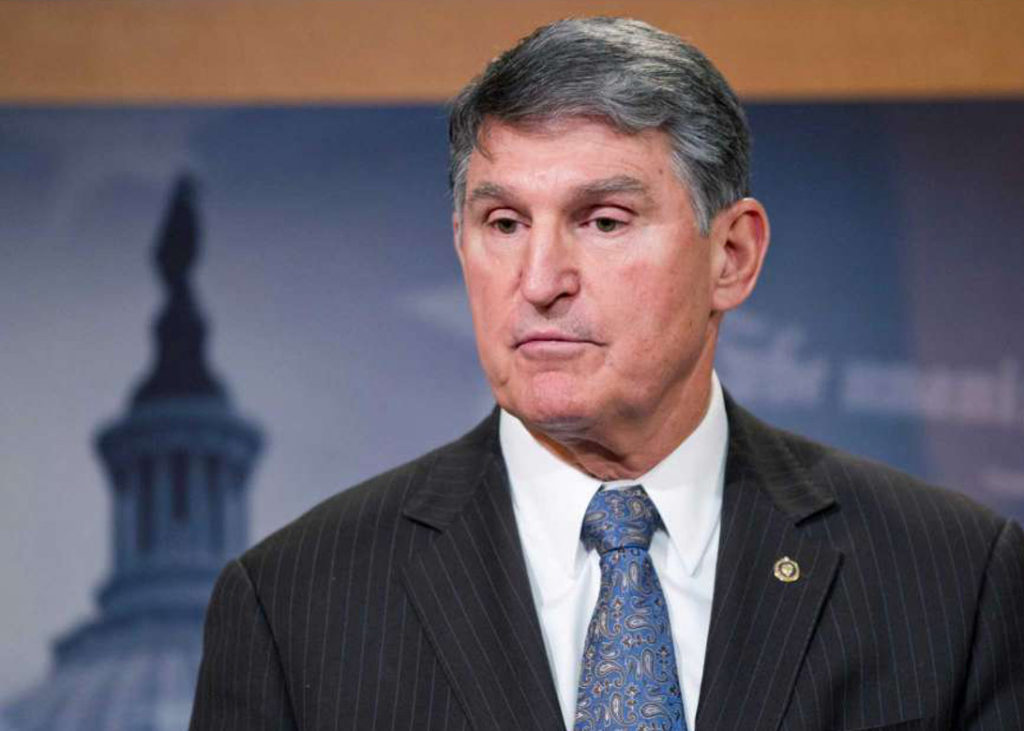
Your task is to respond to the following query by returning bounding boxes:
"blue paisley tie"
[574,485,687,731]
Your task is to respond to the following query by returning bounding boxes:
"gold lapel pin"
[773,556,800,583]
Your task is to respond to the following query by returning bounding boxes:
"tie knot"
[581,485,662,554]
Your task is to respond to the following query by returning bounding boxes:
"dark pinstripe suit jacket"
[190,397,1024,730]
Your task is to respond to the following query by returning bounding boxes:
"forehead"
[465,117,680,196]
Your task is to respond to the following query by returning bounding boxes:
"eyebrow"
[466,175,652,211]
[572,175,650,200]
[467,181,512,205]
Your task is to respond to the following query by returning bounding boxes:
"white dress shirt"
[500,373,728,731]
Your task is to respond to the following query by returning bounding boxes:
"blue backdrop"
[2,101,1022,718]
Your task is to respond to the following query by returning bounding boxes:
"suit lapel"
[401,412,565,731]
[696,397,842,731]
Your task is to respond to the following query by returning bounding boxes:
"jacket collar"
[722,392,837,523]
[401,407,503,531]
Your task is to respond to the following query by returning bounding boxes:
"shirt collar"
[501,372,728,603]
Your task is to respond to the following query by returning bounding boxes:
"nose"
[520,220,580,309]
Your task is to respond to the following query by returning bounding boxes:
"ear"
[708,197,770,313]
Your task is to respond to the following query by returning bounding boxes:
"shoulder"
[730,399,1015,564]
[237,454,427,577]
[791,423,989,511]
[795,426,1004,541]
[232,410,500,585]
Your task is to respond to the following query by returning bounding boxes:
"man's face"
[455,118,719,439]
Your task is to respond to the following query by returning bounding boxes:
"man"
[190,17,1024,731]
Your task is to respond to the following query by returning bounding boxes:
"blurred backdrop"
[2,1,1023,728]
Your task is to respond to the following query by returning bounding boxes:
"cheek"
[466,266,503,324]
[611,261,708,361]
[617,258,694,326]
[464,264,512,364]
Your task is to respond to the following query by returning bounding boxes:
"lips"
[515,331,585,347]
[514,331,595,359]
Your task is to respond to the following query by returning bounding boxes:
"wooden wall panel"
[1,0,1022,103]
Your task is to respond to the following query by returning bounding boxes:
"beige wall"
[2,0,1023,103]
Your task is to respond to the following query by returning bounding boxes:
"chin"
[502,376,598,435]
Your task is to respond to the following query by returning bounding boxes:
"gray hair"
[448,17,751,235]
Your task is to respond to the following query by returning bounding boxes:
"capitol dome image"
[3,177,263,730]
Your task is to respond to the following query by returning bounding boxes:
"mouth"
[514,332,595,359]
[515,330,586,346]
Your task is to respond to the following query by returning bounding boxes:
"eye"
[581,206,632,234]
[490,217,520,235]
[593,217,622,233]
